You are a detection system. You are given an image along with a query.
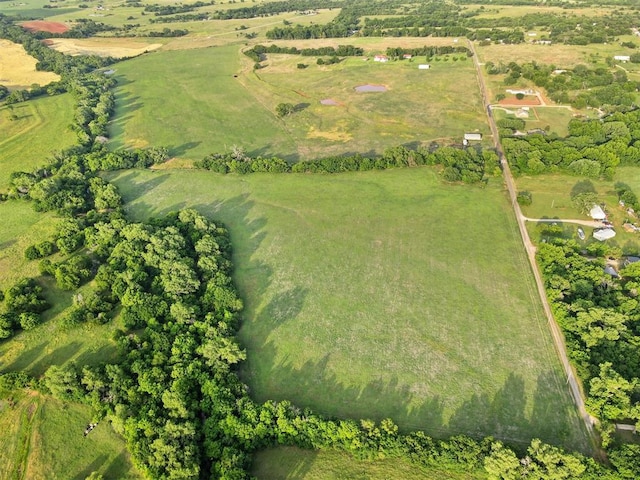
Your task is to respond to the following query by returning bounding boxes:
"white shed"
[590,205,606,220]
[418,64,431,70]
[593,228,616,241]
[464,133,483,141]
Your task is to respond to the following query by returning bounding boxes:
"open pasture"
[252,447,481,480]
[0,392,141,479]
[0,40,59,90]
[0,94,76,190]
[108,41,487,161]
[107,167,589,451]
[462,4,619,19]
[44,38,162,58]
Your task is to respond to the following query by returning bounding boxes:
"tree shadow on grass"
[70,454,108,480]
[167,141,201,158]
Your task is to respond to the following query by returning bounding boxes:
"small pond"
[354,84,387,93]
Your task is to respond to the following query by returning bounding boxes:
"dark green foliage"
[516,191,532,206]
[504,109,640,177]
[275,102,295,117]
[196,146,497,183]
[1,278,49,339]
[537,239,640,434]
[24,240,56,260]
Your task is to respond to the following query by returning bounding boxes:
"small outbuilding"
[593,228,616,241]
[614,55,631,62]
[463,133,483,142]
[589,204,606,221]
[374,55,389,62]
[418,64,431,70]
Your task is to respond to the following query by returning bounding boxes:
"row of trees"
[503,109,640,178]
[195,145,500,183]
[244,43,364,62]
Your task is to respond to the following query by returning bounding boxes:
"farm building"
[614,55,631,62]
[403,54,413,59]
[463,133,482,142]
[589,205,606,221]
[593,228,616,241]
[418,64,431,70]
[374,55,389,62]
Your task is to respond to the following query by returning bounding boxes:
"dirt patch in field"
[0,39,60,89]
[498,96,541,106]
[307,125,352,142]
[21,21,69,34]
[45,38,162,58]
[320,98,340,106]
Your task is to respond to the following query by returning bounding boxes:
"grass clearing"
[0,39,59,90]
[107,167,589,451]
[492,107,574,137]
[251,447,482,480]
[108,42,487,161]
[0,392,141,479]
[0,94,77,190]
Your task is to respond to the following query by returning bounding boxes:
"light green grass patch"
[0,94,77,190]
[0,392,141,479]
[252,446,483,480]
[107,45,297,161]
[107,167,589,451]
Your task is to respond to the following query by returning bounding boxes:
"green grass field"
[107,42,487,162]
[251,447,483,480]
[107,167,589,451]
[0,94,76,190]
[0,392,141,479]
[493,107,574,137]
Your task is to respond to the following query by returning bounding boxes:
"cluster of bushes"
[503,109,640,178]
[40,254,93,291]
[537,239,640,444]
[615,183,640,213]
[195,145,500,183]
[497,117,526,136]
[24,241,56,260]
[0,278,50,339]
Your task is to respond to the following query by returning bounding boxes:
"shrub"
[517,191,533,206]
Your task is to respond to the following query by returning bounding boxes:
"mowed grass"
[0,94,77,190]
[107,167,589,451]
[0,392,141,479]
[108,43,488,161]
[251,447,483,480]
[0,39,60,89]
[492,107,574,137]
[515,168,640,253]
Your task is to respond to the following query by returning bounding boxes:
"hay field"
[0,40,59,89]
[108,167,590,451]
[45,38,162,58]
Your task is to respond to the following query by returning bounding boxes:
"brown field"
[20,20,69,34]
[44,38,163,58]
[498,95,542,106]
[0,40,60,89]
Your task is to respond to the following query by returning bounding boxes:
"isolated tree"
[276,102,295,117]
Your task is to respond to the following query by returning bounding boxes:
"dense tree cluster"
[503,109,640,177]
[385,46,471,59]
[537,239,640,443]
[0,278,50,339]
[195,145,499,183]
[488,61,639,110]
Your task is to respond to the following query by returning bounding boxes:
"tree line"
[195,145,500,184]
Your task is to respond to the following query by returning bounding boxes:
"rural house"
[374,55,389,62]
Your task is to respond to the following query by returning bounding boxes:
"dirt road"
[468,40,598,446]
